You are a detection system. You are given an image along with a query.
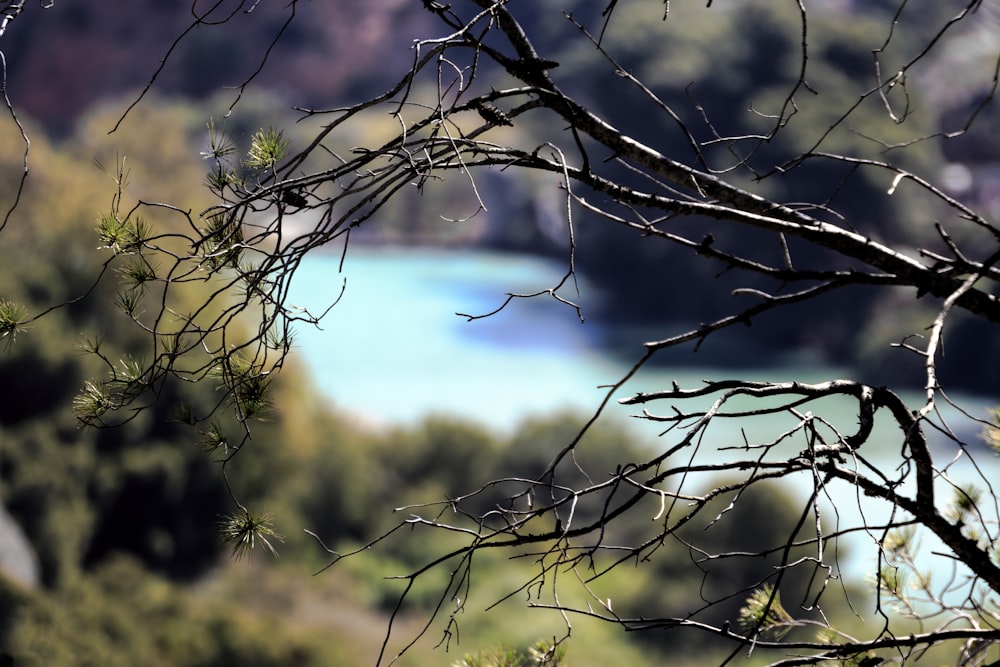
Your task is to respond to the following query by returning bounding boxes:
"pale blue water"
[287,247,999,588]
[287,246,627,428]
[286,246,855,430]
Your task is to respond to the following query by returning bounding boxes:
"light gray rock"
[0,501,38,589]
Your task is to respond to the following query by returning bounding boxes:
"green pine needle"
[97,214,148,254]
[982,407,1000,454]
[245,127,289,170]
[202,117,238,162]
[198,419,233,457]
[212,352,272,420]
[200,212,243,269]
[220,508,282,560]
[73,379,114,426]
[738,584,794,638]
[117,256,158,289]
[0,299,28,350]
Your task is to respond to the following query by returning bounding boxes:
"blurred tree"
[0,102,239,583]
[0,555,360,666]
[3,1,1000,666]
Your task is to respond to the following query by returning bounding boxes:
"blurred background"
[1,1,999,664]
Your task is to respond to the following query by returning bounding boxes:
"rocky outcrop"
[0,501,38,590]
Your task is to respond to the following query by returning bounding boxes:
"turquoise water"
[287,246,626,428]
[286,246,860,431]
[287,247,1000,589]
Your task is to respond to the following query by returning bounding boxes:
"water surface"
[287,247,1000,587]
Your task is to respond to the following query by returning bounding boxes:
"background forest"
[1,1,999,665]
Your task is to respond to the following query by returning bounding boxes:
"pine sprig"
[245,127,289,170]
[738,584,794,638]
[0,299,28,349]
[219,507,282,560]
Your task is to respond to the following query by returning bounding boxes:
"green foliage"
[245,127,289,170]
[212,351,273,421]
[814,628,882,667]
[737,584,795,639]
[1,419,99,585]
[0,298,28,349]
[612,475,826,657]
[1,374,679,664]
[875,526,935,611]
[198,118,295,204]
[200,211,244,269]
[117,255,158,290]
[0,102,236,582]
[881,526,917,561]
[96,212,150,256]
[72,355,152,427]
[876,565,910,602]
[375,416,503,505]
[981,407,1000,455]
[0,557,355,667]
[453,645,526,667]
[198,418,233,457]
[946,484,985,524]
[220,507,283,561]
[452,640,567,667]
[72,378,117,426]
[202,116,239,163]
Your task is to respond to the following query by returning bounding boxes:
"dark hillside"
[2,0,432,133]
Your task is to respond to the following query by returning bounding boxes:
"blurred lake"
[288,246,1000,585]
[289,246,622,428]
[286,246,993,445]
[287,246,855,430]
